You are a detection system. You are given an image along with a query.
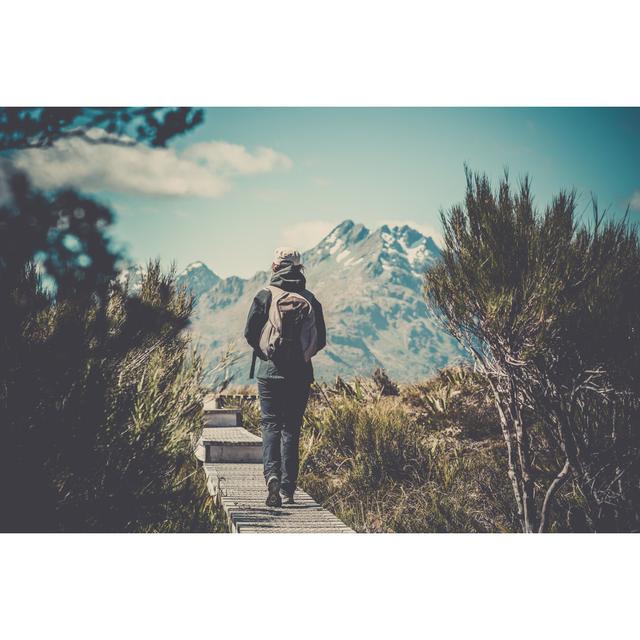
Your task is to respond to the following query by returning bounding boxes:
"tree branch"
[538,458,571,532]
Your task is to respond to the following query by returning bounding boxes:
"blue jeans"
[257,377,311,494]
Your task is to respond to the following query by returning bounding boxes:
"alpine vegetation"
[0,108,218,532]
[238,367,516,533]
[424,169,640,533]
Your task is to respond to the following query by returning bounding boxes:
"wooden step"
[203,409,242,427]
[202,460,353,534]
[205,444,262,463]
[201,424,261,463]
[198,410,353,533]
[194,412,253,462]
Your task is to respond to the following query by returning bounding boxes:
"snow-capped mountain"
[116,264,145,294]
[116,261,220,300]
[181,220,467,383]
[176,261,220,299]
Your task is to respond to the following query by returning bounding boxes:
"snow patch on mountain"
[179,220,467,383]
[182,261,205,272]
[116,264,145,294]
[177,262,220,299]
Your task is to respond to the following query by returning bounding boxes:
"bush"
[0,164,213,531]
[0,110,214,532]
[425,169,640,532]
[0,260,215,532]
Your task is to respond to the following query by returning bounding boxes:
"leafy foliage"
[425,169,640,532]
[0,107,203,151]
[0,163,118,297]
[0,108,213,532]
[0,260,216,531]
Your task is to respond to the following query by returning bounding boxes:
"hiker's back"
[251,286,323,382]
[244,251,326,383]
[259,285,318,368]
[243,247,327,506]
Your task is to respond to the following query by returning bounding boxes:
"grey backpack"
[258,285,319,366]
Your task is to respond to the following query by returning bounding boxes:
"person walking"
[244,247,326,507]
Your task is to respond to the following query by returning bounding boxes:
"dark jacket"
[244,264,326,382]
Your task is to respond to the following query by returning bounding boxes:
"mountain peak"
[324,219,369,244]
[369,223,441,275]
[177,261,220,298]
[308,220,370,264]
[374,223,440,249]
[181,261,215,275]
[334,219,355,234]
[186,218,464,383]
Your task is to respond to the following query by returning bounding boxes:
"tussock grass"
[242,367,519,533]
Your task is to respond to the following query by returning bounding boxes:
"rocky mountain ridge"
[177,220,466,383]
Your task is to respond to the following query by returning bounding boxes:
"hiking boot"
[266,476,282,507]
[280,490,295,505]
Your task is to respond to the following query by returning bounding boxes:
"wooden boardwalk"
[197,402,353,533]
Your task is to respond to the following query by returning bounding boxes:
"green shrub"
[0,261,215,532]
[0,111,211,532]
[425,169,640,532]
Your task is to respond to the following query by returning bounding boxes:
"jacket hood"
[270,264,306,292]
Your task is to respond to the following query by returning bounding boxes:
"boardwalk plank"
[200,414,353,534]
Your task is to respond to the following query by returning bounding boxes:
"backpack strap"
[249,287,271,378]
[249,350,257,379]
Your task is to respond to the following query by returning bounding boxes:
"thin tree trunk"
[489,379,526,531]
[511,387,536,533]
[554,404,599,525]
[538,458,571,532]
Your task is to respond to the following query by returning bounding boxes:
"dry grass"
[241,366,520,533]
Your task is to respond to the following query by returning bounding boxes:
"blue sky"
[19,108,640,278]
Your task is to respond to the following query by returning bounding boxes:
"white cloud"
[280,220,336,251]
[184,141,292,175]
[376,218,443,246]
[12,135,292,198]
[629,191,640,211]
